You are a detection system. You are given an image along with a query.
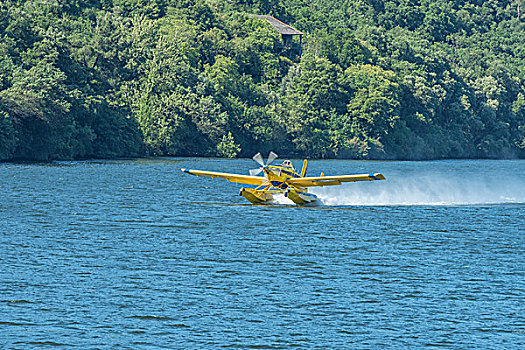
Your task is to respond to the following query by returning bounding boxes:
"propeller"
[249,168,262,176]
[249,151,278,176]
[267,151,278,165]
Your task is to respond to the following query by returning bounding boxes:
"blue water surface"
[1,158,524,349]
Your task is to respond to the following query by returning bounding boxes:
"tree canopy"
[0,0,524,160]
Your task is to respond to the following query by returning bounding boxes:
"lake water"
[1,158,524,349]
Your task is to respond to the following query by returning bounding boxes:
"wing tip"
[370,173,386,180]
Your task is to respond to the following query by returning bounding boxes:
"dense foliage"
[0,0,524,160]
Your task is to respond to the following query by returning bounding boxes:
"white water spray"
[270,193,292,205]
[311,170,525,206]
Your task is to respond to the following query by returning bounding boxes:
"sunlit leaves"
[0,0,524,160]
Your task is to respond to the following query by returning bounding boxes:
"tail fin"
[300,159,308,177]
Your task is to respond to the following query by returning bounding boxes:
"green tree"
[281,54,346,157]
[0,110,17,160]
[217,131,241,157]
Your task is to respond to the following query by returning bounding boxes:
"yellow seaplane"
[181,152,385,205]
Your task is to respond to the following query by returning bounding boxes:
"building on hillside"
[250,15,303,52]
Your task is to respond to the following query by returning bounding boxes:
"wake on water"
[313,172,525,206]
[272,171,525,206]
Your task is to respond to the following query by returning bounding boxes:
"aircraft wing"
[288,173,386,187]
[181,168,267,186]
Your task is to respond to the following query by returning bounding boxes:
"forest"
[0,0,524,161]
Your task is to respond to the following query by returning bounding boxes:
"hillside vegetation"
[1,0,524,160]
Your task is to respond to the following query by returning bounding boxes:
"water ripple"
[0,159,524,349]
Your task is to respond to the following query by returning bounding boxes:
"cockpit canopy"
[281,160,293,169]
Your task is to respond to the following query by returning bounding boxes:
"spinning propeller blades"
[249,152,279,176]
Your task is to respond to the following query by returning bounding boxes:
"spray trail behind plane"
[310,161,525,206]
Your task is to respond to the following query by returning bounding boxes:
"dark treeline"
[0,0,524,161]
